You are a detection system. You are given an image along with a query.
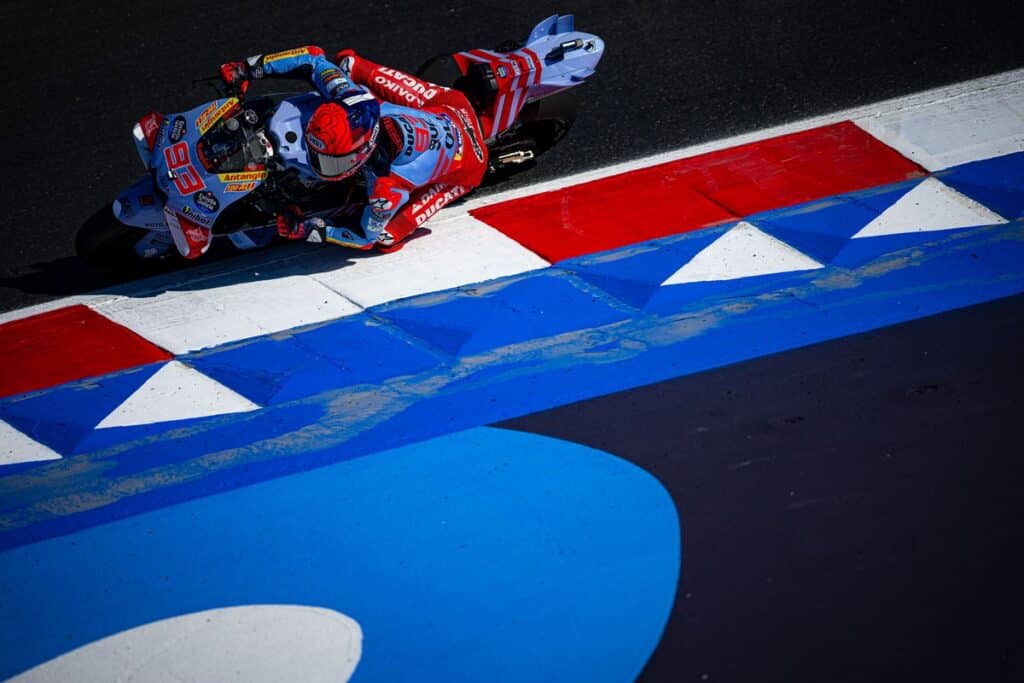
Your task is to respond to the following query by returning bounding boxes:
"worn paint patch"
[0,221,1020,547]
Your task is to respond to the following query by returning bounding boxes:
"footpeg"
[496,150,536,165]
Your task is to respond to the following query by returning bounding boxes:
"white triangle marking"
[96,361,260,429]
[1,419,62,465]
[661,222,824,286]
[853,177,1008,239]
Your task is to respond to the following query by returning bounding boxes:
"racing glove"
[219,59,263,94]
[333,48,357,70]
[276,205,318,240]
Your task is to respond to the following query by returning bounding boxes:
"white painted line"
[853,178,1009,239]
[312,214,550,309]
[855,78,1024,171]
[93,274,362,354]
[0,420,62,465]
[9,605,362,682]
[96,361,260,428]
[662,222,824,286]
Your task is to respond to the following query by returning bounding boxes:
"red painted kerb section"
[471,121,927,262]
[0,305,172,398]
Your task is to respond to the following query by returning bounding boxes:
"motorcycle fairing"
[113,175,169,231]
[454,14,604,140]
[148,97,271,257]
[265,93,324,183]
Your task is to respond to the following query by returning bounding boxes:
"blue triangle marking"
[562,226,728,306]
[189,316,442,404]
[73,411,247,455]
[752,180,923,264]
[377,273,630,357]
[375,298,499,356]
[565,271,663,309]
[290,318,442,390]
[0,363,165,455]
[832,225,983,268]
[645,268,822,315]
[189,340,341,406]
[938,152,1024,220]
[459,275,630,355]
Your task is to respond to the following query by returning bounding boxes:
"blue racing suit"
[237,46,489,251]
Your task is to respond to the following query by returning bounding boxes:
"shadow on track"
[0,227,437,305]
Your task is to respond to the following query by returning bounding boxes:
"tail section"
[453,14,604,141]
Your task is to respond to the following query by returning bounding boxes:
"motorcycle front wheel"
[75,204,172,271]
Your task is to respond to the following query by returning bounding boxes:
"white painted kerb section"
[662,222,823,286]
[0,420,62,466]
[855,77,1024,171]
[96,361,261,428]
[312,214,549,309]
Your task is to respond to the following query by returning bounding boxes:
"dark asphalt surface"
[502,294,1024,682]
[1,0,1022,310]
[2,2,1022,680]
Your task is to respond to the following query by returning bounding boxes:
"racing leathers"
[232,46,489,251]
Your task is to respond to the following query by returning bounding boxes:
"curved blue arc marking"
[0,426,680,682]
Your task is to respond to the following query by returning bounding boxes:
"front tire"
[75,205,167,271]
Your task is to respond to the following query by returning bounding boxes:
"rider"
[219,46,489,252]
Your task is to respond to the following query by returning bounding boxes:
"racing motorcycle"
[76,14,604,268]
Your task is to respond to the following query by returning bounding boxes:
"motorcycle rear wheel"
[75,204,170,271]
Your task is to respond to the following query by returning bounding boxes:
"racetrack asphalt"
[502,293,1024,681]
[1,2,1022,680]
[1,0,1022,310]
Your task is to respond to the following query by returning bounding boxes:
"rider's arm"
[337,51,451,109]
[357,175,413,246]
[222,46,366,101]
[279,175,414,250]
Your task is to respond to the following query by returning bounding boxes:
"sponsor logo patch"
[168,116,187,143]
[217,171,268,183]
[196,98,239,135]
[412,184,468,226]
[194,191,220,213]
[180,204,213,226]
[264,47,312,62]
[224,182,257,193]
[450,107,485,162]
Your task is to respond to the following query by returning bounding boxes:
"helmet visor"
[307,121,379,180]
[309,146,367,179]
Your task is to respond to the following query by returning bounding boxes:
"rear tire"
[75,205,168,271]
[483,90,578,185]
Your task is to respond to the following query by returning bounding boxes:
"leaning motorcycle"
[76,14,604,268]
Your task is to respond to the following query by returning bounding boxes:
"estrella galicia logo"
[194,190,219,213]
[168,116,187,143]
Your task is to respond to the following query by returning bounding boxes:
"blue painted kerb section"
[1,154,1022,549]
